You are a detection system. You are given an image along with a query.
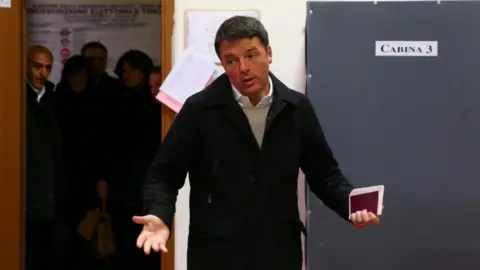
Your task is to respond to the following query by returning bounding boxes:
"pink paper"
[156,91,183,113]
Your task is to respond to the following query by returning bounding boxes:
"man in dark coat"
[26,45,69,270]
[80,41,122,178]
[133,16,383,270]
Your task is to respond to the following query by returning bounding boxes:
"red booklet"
[349,185,384,218]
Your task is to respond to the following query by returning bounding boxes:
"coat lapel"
[205,74,260,151]
[263,73,298,143]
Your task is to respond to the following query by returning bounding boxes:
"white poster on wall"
[26,2,162,84]
[0,0,11,8]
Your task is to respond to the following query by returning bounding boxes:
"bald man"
[27,45,53,92]
[26,45,68,270]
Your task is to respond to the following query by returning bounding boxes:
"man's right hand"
[132,215,170,255]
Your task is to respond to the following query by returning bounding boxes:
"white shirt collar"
[231,76,273,108]
[27,80,46,102]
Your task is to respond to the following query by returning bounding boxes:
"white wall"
[172,0,308,269]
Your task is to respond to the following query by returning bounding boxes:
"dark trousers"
[109,201,161,270]
[26,220,71,270]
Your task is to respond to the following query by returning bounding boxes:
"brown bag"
[77,208,116,258]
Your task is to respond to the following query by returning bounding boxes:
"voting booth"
[305,1,480,269]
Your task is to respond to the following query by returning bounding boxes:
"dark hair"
[114,50,154,80]
[214,16,269,57]
[81,41,108,56]
[57,55,90,91]
[152,65,162,73]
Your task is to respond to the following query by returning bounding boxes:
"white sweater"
[242,105,271,147]
[231,76,274,146]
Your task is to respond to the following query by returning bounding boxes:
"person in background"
[54,55,97,269]
[134,16,383,270]
[81,41,117,90]
[54,55,107,237]
[26,45,68,270]
[109,50,162,270]
[81,42,120,178]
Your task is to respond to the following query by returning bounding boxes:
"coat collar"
[204,72,300,108]
[27,80,55,105]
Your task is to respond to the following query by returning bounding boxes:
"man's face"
[27,52,52,89]
[83,48,107,77]
[219,37,272,100]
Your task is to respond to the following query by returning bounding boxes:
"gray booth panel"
[305,1,480,269]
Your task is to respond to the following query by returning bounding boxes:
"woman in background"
[55,55,108,269]
[55,55,99,223]
[109,50,162,270]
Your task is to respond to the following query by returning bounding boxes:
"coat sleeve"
[143,97,199,230]
[298,96,355,221]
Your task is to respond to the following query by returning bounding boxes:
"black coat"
[54,85,105,224]
[143,73,355,270]
[26,81,65,221]
[109,83,162,210]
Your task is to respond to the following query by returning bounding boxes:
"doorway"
[0,0,175,269]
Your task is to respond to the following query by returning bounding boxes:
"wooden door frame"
[0,0,175,269]
[160,0,176,269]
[0,1,25,270]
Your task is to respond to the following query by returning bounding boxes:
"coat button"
[248,175,256,183]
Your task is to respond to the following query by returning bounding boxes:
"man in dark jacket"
[26,45,68,270]
[133,16,383,270]
[80,41,121,187]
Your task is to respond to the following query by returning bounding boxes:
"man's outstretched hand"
[132,215,170,255]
